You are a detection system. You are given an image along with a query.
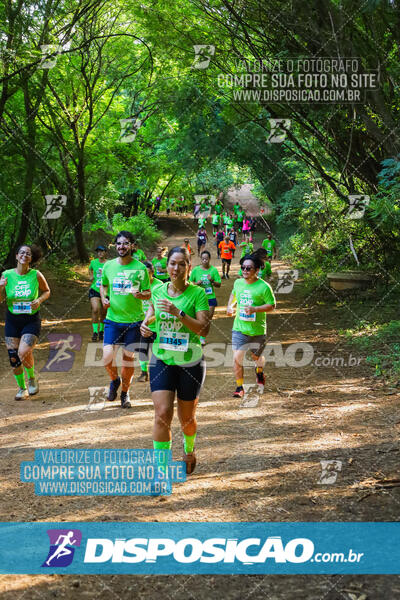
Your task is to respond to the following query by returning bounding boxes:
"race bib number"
[13,302,32,314]
[112,277,139,295]
[239,308,256,321]
[158,332,189,352]
[205,286,213,295]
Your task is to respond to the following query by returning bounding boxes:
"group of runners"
[0,203,277,475]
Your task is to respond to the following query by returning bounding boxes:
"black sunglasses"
[242,265,254,271]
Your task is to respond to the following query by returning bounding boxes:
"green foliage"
[1,0,400,279]
[45,257,79,283]
[343,320,400,382]
[90,213,161,250]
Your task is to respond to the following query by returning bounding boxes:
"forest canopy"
[1,0,399,275]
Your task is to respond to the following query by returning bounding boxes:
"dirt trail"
[1,214,399,598]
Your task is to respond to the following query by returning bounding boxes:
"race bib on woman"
[13,302,32,314]
[159,332,189,352]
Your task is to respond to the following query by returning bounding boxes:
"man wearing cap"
[88,245,108,341]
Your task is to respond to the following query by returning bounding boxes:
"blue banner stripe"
[0,522,399,574]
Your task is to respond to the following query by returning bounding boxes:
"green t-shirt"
[101,258,150,323]
[132,248,147,263]
[215,203,222,214]
[143,277,163,332]
[259,261,272,279]
[226,216,234,227]
[212,214,219,225]
[152,257,168,281]
[3,268,39,315]
[232,277,275,336]
[237,210,245,222]
[240,241,254,258]
[233,204,240,215]
[222,213,229,224]
[89,258,106,292]
[262,239,276,255]
[189,265,221,300]
[198,217,206,227]
[151,282,209,365]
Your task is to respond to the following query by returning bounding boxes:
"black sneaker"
[121,390,131,408]
[99,331,104,341]
[107,377,121,401]
[233,386,244,398]
[91,332,98,342]
[255,369,266,393]
[226,273,230,279]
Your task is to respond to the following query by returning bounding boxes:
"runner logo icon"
[42,529,82,567]
[41,334,82,372]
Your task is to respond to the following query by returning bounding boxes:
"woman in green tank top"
[0,245,50,400]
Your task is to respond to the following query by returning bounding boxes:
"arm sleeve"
[232,279,238,300]
[141,268,150,291]
[263,282,276,305]
[195,287,210,312]
[101,264,109,285]
[212,267,221,284]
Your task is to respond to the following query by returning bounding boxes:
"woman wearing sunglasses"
[227,254,276,398]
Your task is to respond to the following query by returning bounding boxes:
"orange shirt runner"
[219,240,236,260]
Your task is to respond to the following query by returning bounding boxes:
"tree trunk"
[4,80,36,267]
[73,219,88,262]
[75,154,89,262]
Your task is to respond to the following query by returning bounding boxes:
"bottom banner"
[0,522,398,574]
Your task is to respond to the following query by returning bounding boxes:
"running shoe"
[107,376,121,401]
[226,273,230,279]
[120,390,131,408]
[28,377,39,396]
[14,387,29,401]
[233,386,244,398]
[222,274,226,279]
[91,332,98,342]
[99,331,104,341]
[137,371,148,383]
[200,336,206,346]
[255,369,266,394]
[182,450,197,474]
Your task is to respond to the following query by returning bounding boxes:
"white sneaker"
[14,387,29,401]
[257,383,265,395]
[28,377,39,395]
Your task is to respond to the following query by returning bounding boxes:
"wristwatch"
[179,310,186,318]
